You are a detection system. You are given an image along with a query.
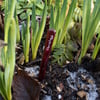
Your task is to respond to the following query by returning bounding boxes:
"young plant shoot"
[92,33,100,59]
[50,0,77,49]
[0,0,16,99]
[4,0,16,48]
[31,0,47,60]
[21,13,30,63]
[39,29,56,81]
[0,18,16,100]
[78,0,100,63]
[15,5,20,43]
[92,22,100,59]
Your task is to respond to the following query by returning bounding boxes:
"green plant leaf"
[78,0,100,63]
[92,33,100,59]
[31,0,47,60]
[59,0,77,43]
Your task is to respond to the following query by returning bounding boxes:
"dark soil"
[14,44,100,100]
[13,32,100,100]
[93,72,100,99]
[39,58,100,100]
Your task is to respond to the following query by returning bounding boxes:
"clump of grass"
[31,0,47,60]
[0,1,16,100]
[78,0,100,63]
[50,0,77,49]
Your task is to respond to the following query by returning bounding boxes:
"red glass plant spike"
[38,29,56,81]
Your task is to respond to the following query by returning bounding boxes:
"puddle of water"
[66,68,98,100]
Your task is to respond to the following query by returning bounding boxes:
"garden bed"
[12,57,100,100]
[0,0,100,100]
[40,61,100,100]
[12,43,100,100]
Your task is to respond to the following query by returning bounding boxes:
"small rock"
[66,60,70,64]
[56,83,64,92]
[56,86,62,92]
[86,78,94,84]
[41,83,45,88]
[58,94,62,99]
[81,74,87,81]
[77,90,87,98]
